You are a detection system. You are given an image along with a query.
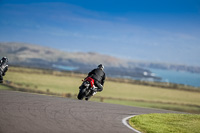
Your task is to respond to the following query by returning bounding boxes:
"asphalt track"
[0,90,178,133]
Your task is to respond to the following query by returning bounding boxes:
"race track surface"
[0,90,177,133]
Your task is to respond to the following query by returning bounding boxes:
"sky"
[0,0,200,66]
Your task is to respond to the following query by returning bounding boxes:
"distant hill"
[0,42,158,79]
[0,42,200,80]
[0,42,128,67]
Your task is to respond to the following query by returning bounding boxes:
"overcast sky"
[0,0,200,66]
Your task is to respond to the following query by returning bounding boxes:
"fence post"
[100,97,104,102]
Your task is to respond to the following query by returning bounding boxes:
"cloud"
[0,1,200,66]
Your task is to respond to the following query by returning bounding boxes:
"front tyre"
[77,88,86,100]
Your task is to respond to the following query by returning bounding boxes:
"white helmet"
[98,64,104,70]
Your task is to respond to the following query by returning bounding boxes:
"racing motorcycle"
[0,57,8,83]
[77,77,97,101]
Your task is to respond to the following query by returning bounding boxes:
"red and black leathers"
[88,68,106,92]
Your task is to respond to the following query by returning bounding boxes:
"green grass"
[2,66,200,113]
[97,99,200,114]
[129,113,200,133]
[0,84,12,90]
[4,70,81,94]
[100,81,200,106]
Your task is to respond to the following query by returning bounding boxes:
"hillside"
[1,42,200,80]
[0,42,125,67]
[0,42,158,80]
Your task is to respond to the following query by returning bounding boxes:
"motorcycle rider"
[0,57,8,83]
[78,64,106,100]
[87,64,106,93]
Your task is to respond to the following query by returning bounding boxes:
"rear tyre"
[0,74,3,83]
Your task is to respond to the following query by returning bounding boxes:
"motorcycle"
[77,77,97,101]
[0,57,8,83]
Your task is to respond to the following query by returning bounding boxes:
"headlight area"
[84,82,90,87]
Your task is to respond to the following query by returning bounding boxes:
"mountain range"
[0,42,200,80]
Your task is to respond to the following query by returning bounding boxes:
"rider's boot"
[85,91,97,101]
[92,91,97,96]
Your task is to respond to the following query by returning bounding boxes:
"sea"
[148,68,200,87]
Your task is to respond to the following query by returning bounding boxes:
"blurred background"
[0,0,200,113]
[1,0,200,86]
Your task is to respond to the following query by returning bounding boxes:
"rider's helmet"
[2,57,8,63]
[98,64,104,70]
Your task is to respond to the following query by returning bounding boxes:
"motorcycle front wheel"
[77,87,86,100]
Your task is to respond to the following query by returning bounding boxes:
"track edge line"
[122,115,142,133]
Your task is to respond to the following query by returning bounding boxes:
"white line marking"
[122,115,142,133]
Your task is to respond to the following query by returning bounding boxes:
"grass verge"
[0,85,12,90]
[1,66,200,113]
[99,99,200,114]
[129,113,200,133]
